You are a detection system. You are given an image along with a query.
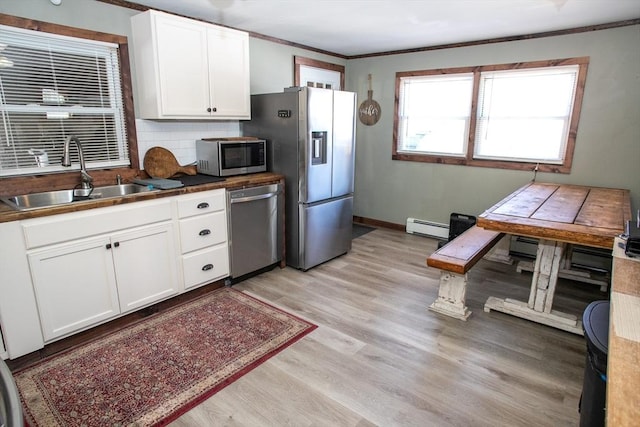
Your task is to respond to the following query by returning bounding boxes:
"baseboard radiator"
[406,218,449,239]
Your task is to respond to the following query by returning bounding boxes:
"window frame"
[392,57,589,173]
[0,25,130,176]
[294,56,345,90]
[0,13,139,196]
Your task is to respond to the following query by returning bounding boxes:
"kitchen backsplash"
[135,119,241,169]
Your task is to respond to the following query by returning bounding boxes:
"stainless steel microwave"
[196,137,267,177]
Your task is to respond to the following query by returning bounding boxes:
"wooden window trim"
[392,57,589,174]
[0,13,139,197]
[294,56,345,90]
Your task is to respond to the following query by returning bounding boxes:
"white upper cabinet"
[131,10,250,119]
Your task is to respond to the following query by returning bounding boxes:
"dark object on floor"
[624,219,640,258]
[353,223,375,239]
[579,300,609,427]
[177,173,226,186]
[437,213,477,248]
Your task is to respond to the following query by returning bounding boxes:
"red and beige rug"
[14,288,316,426]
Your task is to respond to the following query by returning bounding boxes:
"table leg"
[529,239,564,313]
[516,243,609,292]
[485,239,583,335]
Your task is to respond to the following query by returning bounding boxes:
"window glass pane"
[399,74,473,154]
[0,25,128,177]
[475,66,578,162]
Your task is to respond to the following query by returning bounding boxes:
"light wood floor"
[171,227,604,427]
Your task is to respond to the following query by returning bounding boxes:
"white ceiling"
[126,0,640,56]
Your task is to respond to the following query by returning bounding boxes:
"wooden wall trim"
[94,0,348,59]
[348,19,640,59]
[353,216,405,232]
[94,1,639,60]
[0,12,127,43]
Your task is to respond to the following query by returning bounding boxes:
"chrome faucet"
[62,135,93,196]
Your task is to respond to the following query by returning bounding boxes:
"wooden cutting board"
[143,147,197,179]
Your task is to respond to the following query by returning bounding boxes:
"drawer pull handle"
[199,229,211,236]
[197,202,209,209]
[202,264,214,271]
[114,241,120,248]
[106,243,111,250]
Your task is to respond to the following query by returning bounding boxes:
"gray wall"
[248,37,346,95]
[2,0,638,224]
[348,26,640,225]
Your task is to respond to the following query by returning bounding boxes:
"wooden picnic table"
[477,181,631,334]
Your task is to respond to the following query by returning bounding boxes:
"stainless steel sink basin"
[1,184,156,211]
[88,183,154,199]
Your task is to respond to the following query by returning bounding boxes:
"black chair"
[437,213,477,249]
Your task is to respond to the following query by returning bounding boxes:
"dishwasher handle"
[229,191,279,204]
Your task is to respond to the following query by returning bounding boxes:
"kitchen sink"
[1,184,156,211]
[88,183,155,199]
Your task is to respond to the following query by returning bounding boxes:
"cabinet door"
[154,13,211,117]
[111,222,180,313]
[28,236,120,342]
[207,26,251,119]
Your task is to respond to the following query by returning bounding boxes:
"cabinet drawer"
[22,199,172,249]
[179,211,227,253]
[176,189,225,218]
[182,244,229,289]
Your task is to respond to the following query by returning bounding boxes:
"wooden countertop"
[607,237,640,426]
[0,173,284,223]
[478,182,631,249]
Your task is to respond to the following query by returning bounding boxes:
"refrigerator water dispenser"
[311,131,327,165]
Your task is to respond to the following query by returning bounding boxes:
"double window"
[393,57,589,173]
[0,24,129,177]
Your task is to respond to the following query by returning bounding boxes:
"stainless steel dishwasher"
[227,183,283,281]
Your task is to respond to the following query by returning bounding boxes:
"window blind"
[0,24,129,176]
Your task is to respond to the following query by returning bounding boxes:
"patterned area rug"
[14,288,316,427]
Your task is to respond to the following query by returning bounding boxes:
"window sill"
[391,152,571,173]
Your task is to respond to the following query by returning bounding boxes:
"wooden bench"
[426,226,505,320]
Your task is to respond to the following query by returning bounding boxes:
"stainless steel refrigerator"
[243,86,356,270]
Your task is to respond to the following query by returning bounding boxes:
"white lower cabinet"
[177,189,229,290]
[182,244,229,289]
[111,223,179,313]
[28,235,120,341]
[26,211,179,342]
[0,190,230,359]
